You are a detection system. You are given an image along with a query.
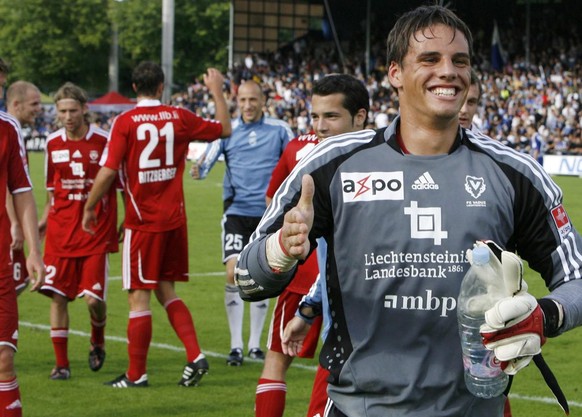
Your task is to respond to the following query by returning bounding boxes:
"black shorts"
[221,214,261,263]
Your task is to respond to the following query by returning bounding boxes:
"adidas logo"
[412,171,439,190]
[92,283,102,291]
[72,150,82,158]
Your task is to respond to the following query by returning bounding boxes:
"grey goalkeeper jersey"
[236,117,582,417]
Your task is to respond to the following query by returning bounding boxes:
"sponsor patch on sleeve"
[551,204,572,238]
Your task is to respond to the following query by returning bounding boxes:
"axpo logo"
[341,171,404,203]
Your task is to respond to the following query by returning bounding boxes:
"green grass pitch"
[16,151,582,416]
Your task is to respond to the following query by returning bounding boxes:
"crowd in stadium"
[2,3,581,416]
[19,9,582,159]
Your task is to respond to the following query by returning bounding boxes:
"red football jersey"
[0,112,33,276]
[44,125,118,257]
[266,132,319,198]
[267,132,320,294]
[102,100,223,232]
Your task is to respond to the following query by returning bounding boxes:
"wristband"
[266,230,298,273]
[295,301,321,325]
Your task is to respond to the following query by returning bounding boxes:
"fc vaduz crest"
[464,175,486,199]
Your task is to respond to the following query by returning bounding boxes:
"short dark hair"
[312,74,370,120]
[132,61,164,97]
[386,5,473,67]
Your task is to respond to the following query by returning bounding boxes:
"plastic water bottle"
[457,246,509,398]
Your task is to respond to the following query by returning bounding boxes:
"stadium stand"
[24,3,581,157]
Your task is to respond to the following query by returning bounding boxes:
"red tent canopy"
[89,91,135,113]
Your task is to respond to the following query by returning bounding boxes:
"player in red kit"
[83,61,231,388]
[5,81,42,295]
[255,74,369,417]
[39,82,120,380]
[0,57,45,417]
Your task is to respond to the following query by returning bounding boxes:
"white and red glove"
[481,291,545,375]
[472,241,546,375]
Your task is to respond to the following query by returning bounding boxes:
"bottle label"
[464,352,503,378]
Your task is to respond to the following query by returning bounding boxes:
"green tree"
[0,0,229,95]
[114,0,229,91]
[0,0,111,93]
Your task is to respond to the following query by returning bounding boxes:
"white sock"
[225,284,244,350]
[248,299,269,350]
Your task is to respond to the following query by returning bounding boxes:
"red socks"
[90,316,106,348]
[50,328,69,368]
[165,299,201,362]
[255,378,286,417]
[126,311,152,381]
[0,378,22,417]
[127,300,200,381]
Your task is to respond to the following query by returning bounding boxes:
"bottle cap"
[472,246,490,265]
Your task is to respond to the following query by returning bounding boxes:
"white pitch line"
[18,321,317,371]
[18,322,582,408]
[108,272,225,281]
[509,393,582,408]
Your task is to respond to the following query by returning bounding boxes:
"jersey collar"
[385,115,464,155]
[60,124,93,142]
[238,115,264,126]
[136,99,161,107]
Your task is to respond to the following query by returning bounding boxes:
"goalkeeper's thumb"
[297,174,315,216]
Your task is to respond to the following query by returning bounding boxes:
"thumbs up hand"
[265,175,315,273]
[280,174,315,260]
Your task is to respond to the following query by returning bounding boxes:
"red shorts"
[122,225,189,290]
[308,365,330,417]
[267,289,322,358]
[0,273,18,351]
[41,253,109,301]
[11,249,30,293]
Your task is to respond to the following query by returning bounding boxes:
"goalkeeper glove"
[474,240,544,374]
[473,241,569,415]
